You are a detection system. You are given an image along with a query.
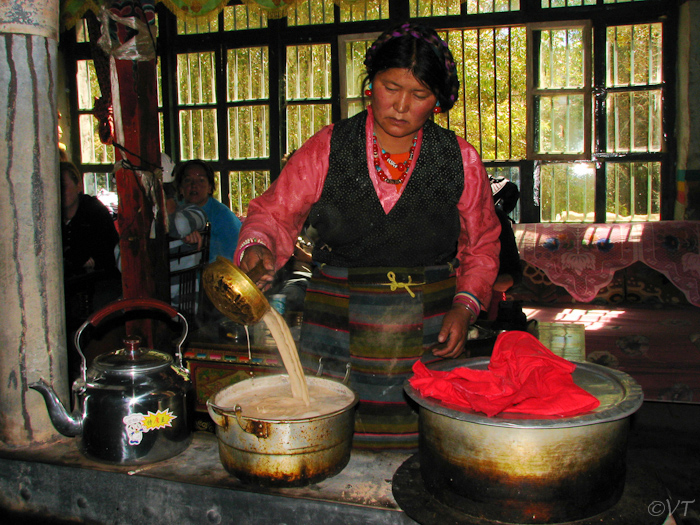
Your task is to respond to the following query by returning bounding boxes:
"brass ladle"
[202,256,270,326]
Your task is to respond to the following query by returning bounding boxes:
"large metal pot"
[207,375,358,487]
[404,357,643,524]
[31,298,193,466]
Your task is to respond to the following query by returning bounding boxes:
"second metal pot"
[405,358,644,524]
[207,375,358,487]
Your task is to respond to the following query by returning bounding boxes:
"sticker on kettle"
[123,409,177,445]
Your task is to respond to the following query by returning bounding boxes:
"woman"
[235,23,500,450]
[61,161,119,280]
[175,159,241,263]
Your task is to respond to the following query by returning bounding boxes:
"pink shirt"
[235,109,500,307]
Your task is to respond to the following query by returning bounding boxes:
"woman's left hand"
[431,305,473,358]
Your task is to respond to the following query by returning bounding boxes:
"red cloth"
[410,331,600,417]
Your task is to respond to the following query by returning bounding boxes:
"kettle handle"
[73,298,189,384]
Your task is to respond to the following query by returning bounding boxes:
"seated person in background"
[61,161,120,282]
[485,176,523,323]
[174,159,241,263]
[61,161,121,380]
[165,182,209,316]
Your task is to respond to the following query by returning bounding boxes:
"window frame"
[63,0,679,223]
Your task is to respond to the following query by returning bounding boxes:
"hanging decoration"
[60,0,375,31]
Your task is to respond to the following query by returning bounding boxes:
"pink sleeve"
[454,138,501,309]
[234,126,333,270]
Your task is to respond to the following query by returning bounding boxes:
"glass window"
[224,5,268,30]
[230,170,271,216]
[177,14,218,34]
[606,162,661,221]
[541,0,595,8]
[531,24,591,158]
[539,162,595,222]
[410,0,462,18]
[340,0,388,23]
[444,27,527,161]
[468,0,520,13]
[227,47,270,159]
[76,60,114,164]
[339,34,377,118]
[287,0,334,27]
[177,51,218,160]
[605,23,663,153]
[285,44,333,153]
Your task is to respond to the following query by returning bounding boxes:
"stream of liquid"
[215,308,356,420]
[260,308,310,405]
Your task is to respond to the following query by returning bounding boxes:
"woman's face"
[180,165,213,207]
[370,68,438,151]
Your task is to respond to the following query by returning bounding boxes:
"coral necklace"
[372,133,418,185]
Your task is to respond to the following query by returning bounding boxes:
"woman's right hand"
[239,244,276,291]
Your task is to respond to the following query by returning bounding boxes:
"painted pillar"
[0,0,65,445]
[104,2,169,345]
[676,0,700,220]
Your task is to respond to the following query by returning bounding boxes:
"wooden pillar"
[0,0,65,446]
[107,3,169,343]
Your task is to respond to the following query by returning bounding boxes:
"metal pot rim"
[405,357,643,429]
[208,374,359,424]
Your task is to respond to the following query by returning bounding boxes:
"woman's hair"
[174,159,215,193]
[60,161,82,187]
[364,22,460,111]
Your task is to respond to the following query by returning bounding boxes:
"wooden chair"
[168,223,211,328]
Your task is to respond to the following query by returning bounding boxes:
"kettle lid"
[91,337,173,375]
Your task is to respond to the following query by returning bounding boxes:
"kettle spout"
[29,378,83,437]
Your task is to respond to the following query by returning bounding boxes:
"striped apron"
[299,263,456,451]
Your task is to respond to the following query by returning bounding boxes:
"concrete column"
[0,0,66,446]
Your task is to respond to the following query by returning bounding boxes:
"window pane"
[83,171,115,196]
[286,44,332,100]
[177,52,216,105]
[177,14,218,35]
[75,19,89,43]
[606,90,662,153]
[542,0,595,7]
[228,106,269,159]
[223,5,268,30]
[227,47,269,101]
[540,162,595,222]
[345,40,371,99]
[287,0,334,26]
[410,0,462,18]
[286,104,332,152]
[79,114,115,164]
[536,94,585,154]
[179,109,219,160]
[607,24,662,87]
[76,60,99,110]
[340,0,388,22]
[605,162,660,221]
[229,171,270,216]
[286,43,332,152]
[444,27,527,160]
[539,28,585,89]
[464,0,521,14]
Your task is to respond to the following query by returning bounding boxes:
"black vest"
[309,111,464,268]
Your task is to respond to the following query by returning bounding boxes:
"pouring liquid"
[261,308,310,406]
[216,309,355,421]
